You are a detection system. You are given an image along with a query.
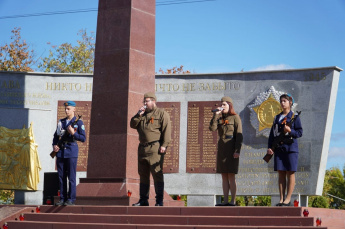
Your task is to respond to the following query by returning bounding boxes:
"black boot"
[132,183,150,206]
[154,182,164,206]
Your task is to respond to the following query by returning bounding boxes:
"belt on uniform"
[222,135,233,139]
[62,140,77,146]
[140,141,159,147]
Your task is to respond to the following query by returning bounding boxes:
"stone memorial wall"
[186,101,218,173]
[155,67,341,198]
[157,102,180,173]
[0,72,93,204]
[0,66,341,204]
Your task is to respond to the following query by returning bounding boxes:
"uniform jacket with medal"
[130,107,171,148]
[268,111,303,153]
[52,116,86,158]
[209,113,243,153]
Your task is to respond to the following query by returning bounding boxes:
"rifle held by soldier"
[50,115,82,158]
[263,111,301,163]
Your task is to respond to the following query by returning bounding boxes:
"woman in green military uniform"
[210,96,243,206]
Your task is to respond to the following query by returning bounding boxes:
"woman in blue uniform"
[267,94,303,206]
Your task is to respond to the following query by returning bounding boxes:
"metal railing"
[326,193,345,202]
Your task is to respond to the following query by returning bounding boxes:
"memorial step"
[40,205,302,216]
[54,196,185,207]
[7,221,328,229]
[5,206,331,229]
[16,212,315,226]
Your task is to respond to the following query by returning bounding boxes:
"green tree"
[325,167,345,209]
[254,196,271,206]
[38,29,95,73]
[0,27,35,72]
[309,166,345,209]
[235,196,246,206]
[310,196,329,208]
[0,190,14,205]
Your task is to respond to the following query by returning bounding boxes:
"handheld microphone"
[211,108,224,113]
[138,105,147,115]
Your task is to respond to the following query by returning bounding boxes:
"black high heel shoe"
[215,202,229,206]
[281,202,291,206]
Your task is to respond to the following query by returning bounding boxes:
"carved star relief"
[252,93,282,131]
[247,86,297,137]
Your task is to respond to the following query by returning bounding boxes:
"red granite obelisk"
[77,0,182,206]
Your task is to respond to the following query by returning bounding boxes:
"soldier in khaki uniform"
[210,96,243,206]
[130,92,171,206]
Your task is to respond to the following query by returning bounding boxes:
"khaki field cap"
[144,92,157,101]
[221,96,233,104]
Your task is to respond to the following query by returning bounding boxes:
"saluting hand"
[67,125,75,135]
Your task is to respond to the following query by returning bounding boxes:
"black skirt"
[216,138,239,174]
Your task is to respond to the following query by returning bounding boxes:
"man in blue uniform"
[52,101,86,206]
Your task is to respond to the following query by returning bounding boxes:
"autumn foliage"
[38,29,95,73]
[158,65,191,74]
[0,27,35,72]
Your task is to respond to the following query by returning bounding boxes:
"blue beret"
[286,93,295,105]
[64,101,76,107]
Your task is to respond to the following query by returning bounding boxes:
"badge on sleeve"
[56,120,64,136]
[81,125,85,130]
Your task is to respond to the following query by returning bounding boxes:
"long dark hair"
[227,102,237,115]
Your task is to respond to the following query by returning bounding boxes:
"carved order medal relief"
[247,86,297,137]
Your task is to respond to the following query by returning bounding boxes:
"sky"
[0,0,344,169]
